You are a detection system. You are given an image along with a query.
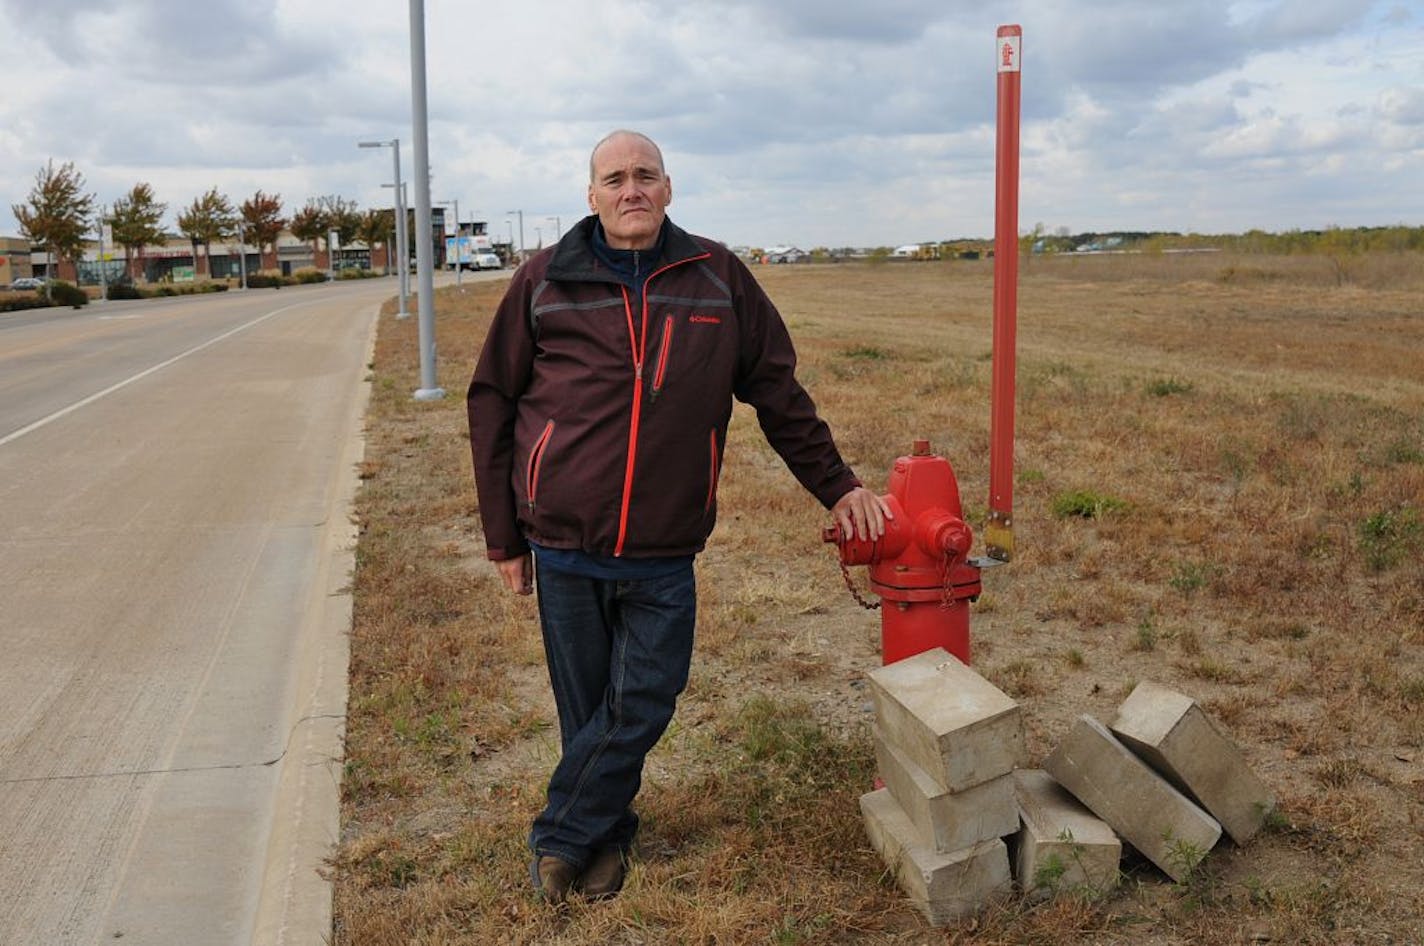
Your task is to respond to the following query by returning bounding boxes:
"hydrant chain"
[839,559,881,610]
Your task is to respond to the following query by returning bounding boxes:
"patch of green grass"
[1169,561,1217,595]
[1146,377,1193,397]
[1133,620,1158,652]
[1052,490,1128,519]
[1398,676,1424,706]
[1384,438,1423,465]
[842,345,889,360]
[1358,506,1422,571]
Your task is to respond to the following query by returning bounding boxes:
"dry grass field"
[334,251,1423,945]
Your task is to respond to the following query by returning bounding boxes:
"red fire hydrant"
[824,439,982,665]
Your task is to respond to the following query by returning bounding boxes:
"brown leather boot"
[534,855,578,905]
[579,847,626,900]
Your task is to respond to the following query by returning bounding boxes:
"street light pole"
[506,209,524,263]
[359,138,410,319]
[408,0,443,401]
[96,207,108,302]
[547,215,561,243]
[236,218,248,290]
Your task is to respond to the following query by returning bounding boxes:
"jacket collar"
[546,214,706,284]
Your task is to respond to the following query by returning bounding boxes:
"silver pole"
[394,144,410,319]
[237,218,248,290]
[506,209,524,263]
[409,0,443,401]
[452,198,461,289]
[96,207,108,302]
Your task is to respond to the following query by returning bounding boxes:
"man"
[467,130,887,904]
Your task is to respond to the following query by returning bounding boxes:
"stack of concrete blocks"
[1043,681,1275,882]
[859,648,1021,925]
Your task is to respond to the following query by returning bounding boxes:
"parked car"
[9,277,45,291]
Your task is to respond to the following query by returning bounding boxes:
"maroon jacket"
[467,216,859,561]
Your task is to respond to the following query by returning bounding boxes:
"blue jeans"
[530,558,697,868]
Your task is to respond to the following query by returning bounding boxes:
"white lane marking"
[0,300,318,449]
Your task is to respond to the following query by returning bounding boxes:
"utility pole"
[408,0,444,401]
[360,138,410,319]
[96,206,108,302]
[236,218,248,290]
[506,209,525,263]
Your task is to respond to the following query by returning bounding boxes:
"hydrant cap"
[911,439,931,456]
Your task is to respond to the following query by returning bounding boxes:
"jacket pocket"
[651,315,675,400]
[526,419,555,509]
[705,428,720,512]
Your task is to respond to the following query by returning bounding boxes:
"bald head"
[586,130,672,250]
[589,130,665,183]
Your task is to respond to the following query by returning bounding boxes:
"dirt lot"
[334,252,1423,944]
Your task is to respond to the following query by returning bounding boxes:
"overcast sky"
[1,0,1421,249]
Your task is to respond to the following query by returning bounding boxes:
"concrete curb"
[250,302,378,945]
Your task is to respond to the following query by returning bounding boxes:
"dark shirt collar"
[591,219,668,288]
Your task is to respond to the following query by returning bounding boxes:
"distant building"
[2,236,32,285]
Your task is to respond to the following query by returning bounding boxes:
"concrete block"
[860,788,1012,926]
[1013,769,1121,902]
[1043,715,1221,882]
[873,724,1018,852]
[1110,680,1276,845]
[868,647,1024,793]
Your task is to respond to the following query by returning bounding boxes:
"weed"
[1033,851,1070,891]
[842,344,889,360]
[1400,676,1424,706]
[1146,377,1193,397]
[992,658,1048,698]
[1133,620,1158,652]
[1359,506,1422,571]
[1169,561,1215,595]
[1384,438,1424,465]
[1163,831,1208,882]
[1052,490,1128,519]
[1066,648,1085,668]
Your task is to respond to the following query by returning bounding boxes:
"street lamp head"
[358,139,396,149]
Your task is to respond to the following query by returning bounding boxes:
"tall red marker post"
[986,24,1021,563]
[822,26,1023,666]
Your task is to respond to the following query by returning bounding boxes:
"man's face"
[588,134,672,250]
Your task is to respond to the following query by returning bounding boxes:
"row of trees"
[10,160,400,281]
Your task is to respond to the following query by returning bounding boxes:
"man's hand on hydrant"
[832,486,893,542]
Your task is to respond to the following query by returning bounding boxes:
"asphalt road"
[0,278,396,944]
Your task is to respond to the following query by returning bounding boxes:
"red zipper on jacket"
[651,315,674,399]
[526,419,555,508]
[706,428,720,512]
[613,252,712,556]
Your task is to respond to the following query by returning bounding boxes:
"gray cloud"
[0,0,1419,247]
